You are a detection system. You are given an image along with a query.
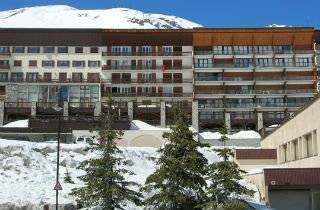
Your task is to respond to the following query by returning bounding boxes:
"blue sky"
[0,0,319,28]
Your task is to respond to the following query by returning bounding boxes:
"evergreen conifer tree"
[71,100,142,210]
[204,124,253,209]
[64,168,75,184]
[142,109,208,210]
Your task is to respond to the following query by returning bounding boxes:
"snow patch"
[3,119,28,128]
[199,130,261,140]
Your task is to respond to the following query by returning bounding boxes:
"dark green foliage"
[142,110,208,210]
[64,168,75,184]
[205,124,254,207]
[71,101,142,210]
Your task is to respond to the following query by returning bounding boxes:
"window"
[75,47,83,53]
[90,47,99,53]
[88,61,101,68]
[26,72,38,82]
[11,72,23,82]
[306,133,313,157]
[235,58,253,68]
[195,58,212,68]
[141,46,152,55]
[12,47,24,53]
[196,72,222,81]
[111,60,130,69]
[111,46,131,55]
[14,60,22,67]
[275,58,293,67]
[293,140,299,160]
[0,47,10,53]
[57,60,70,67]
[213,46,232,55]
[58,47,68,53]
[42,60,55,68]
[72,61,86,67]
[142,60,152,69]
[234,46,252,55]
[43,47,55,53]
[0,73,8,82]
[29,60,37,67]
[162,46,173,55]
[72,73,83,82]
[27,47,40,53]
[296,57,312,67]
[274,45,292,54]
[256,58,273,67]
[254,46,273,54]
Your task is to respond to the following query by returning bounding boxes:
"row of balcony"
[0,78,101,83]
[195,76,315,82]
[102,65,191,70]
[194,63,314,69]
[101,92,193,97]
[195,89,315,95]
[102,51,192,57]
[199,102,307,109]
[106,78,193,84]
[194,50,314,56]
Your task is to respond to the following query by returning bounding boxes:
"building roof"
[235,149,277,160]
[264,168,320,186]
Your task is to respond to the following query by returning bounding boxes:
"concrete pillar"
[118,108,121,120]
[160,101,166,128]
[63,101,68,119]
[224,112,231,133]
[312,130,318,156]
[192,100,199,132]
[128,101,133,121]
[257,112,264,131]
[0,101,4,126]
[94,101,101,117]
[31,101,37,117]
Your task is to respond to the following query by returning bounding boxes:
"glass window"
[234,46,252,55]
[90,47,99,53]
[29,60,37,67]
[11,73,23,82]
[14,60,22,67]
[0,72,8,82]
[141,46,152,55]
[57,60,70,67]
[75,47,83,53]
[42,60,55,67]
[162,46,173,55]
[213,46,232,55]
[88,61,101,68]
[274,45,292,54]
[27,47,40,53]
[254,46,273,54]
[58,47,68,53]
[0,47,10,53]
[72,61,86,67]
[12,47,24,53]
[194,58,212,68]
[43,47,55,53]
[296,57,312,67]
[256,58,273,67]
[142,60,152,69]
[235,58,253,68]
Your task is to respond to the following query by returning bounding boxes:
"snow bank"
[0,139,258,208]
[130,120,169,131]
[199,130,261,140]
[3,119,28,128]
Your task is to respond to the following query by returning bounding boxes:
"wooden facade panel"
[224,72,253,77]
[195,86,223,91]
[286,84,314,89]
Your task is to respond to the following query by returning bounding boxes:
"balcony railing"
[0,65,10,69]
[102,92,193,97]
[102,65,191,70]
[0,78,101,83]
[196,89,315,95]
[102,51,192,56]
[194,63,314,69]
[195,76,314,82]
[107,78,192,84]
[194,49,313,56]
[199,102,307,109]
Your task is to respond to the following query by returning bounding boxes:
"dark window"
[90,47,99,53]
[11,73,23,82]
[57,60,70,67]
[14,60,22,67]
[75,47,83,53]
[72,61,86,67]
[27,47,40,53]
[43,47,55,53]
[88,61,101,67]
[26,72,38,82]
[12,47,24,53]
[42,60,55,67]
[58,47,68,53]
[29,60,37,67]
[0,47,10,53]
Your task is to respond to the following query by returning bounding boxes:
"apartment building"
[0,28,317,131]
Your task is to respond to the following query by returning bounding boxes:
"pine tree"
[204,124,253,209]
[142,109,208,210]
[71,100,142,210]
[64,168,75,184]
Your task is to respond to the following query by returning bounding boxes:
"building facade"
[0,28,317,131]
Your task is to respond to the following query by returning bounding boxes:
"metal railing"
[102,65,192,70]
[102,92,193,97]
[102,51,192,56]
[107,78,192,84]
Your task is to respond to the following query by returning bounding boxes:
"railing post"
[31,101,37,117]
[160,101,166,128]
[224,112,231,134]
[0,101,4,126]
[63,101,68,120]
[192,100,199,132]
[128,101,134,121]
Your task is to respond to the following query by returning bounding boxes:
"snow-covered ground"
[0,139,260,209]
[0,5,202,29]
[199,130,261,140]
[2,119,28,128]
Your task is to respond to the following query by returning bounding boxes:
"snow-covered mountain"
[0,5,202,29]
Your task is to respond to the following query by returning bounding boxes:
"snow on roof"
[199,130,261,140]
[0,5,202,29]
[2,119,28,128]
[130,120,169,131]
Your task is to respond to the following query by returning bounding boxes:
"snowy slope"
[0,139,261,209]
[0,5,202,29]
[199,130,261,140]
